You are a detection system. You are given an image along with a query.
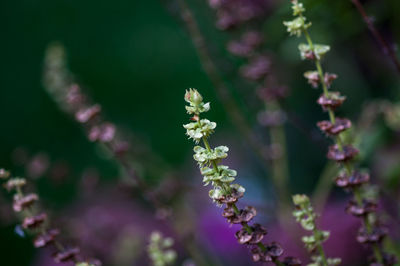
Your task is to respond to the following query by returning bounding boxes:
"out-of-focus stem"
[267,101,290,211]
[351,0,400,74]
[178,1,294,224]
[177,0,274,171]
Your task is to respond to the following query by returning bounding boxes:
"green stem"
[354,188,384,263]
[303,199,329,266]
[304,28,355,177]
[268,101,290,212]
[301,22,384,265]
[177,0,275,175]
[201,135,284,257]
[313,230,329,266]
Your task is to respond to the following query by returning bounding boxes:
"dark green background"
[1,0,400,265]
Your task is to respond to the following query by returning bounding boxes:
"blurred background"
[1,0,400,265]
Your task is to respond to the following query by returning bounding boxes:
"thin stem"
[301,22,385,265]
[316,244,328,266]
[267,101,290,211]
[15,186,68,255]
[200,135,289,261]
[353,188,384,263]
[302,30,335,122]
[313,229,329,266]
[351,0,400,74]
[303,28,354,175]
[177,0,276,172]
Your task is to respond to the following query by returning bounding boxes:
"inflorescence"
[284,1,397,265]
[183,88,301,265]
[147,231,177,266]
[292,194,340,266]
[207,0,291,210]
[208,0,290,158]
[0,169,99,266]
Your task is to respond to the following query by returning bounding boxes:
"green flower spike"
[292,194,341,266]
[147,231,177,266]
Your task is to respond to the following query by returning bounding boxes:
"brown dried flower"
[22,213,47,229]
[215,187,244,205]
[34,228,60,248]
[317,92,346,110]
[75,105,101,123]
[335,171,370,188]
[53,247,80,263]
[327,144,358,162]
[88,122,116,143]
[13,193,38,212]
[235,223,267,244]
[357,226,388,244]
[346,199,377,217]
[317,118,351,136]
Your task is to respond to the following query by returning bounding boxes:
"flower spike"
[284,1,397,264]
[183,89,301,265]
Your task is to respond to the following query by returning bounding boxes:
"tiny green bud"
[327,257,342,265]
[283,17,311,37]
[292,1,305,16]
[185,88,203,105]
[292,194,309,206]
[162,237,174,248]
[150,231,162,243]
[148,231,177,266]
[299,43,330,60]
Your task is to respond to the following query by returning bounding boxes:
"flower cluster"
[207,0,289,129]
[184,89,301,265]
[292,195,340,266]
[284,1,396,265]
[43,43,217,266]
[207,0,291,207]
[44,44,123,152]
[42,43,153,193]
[0,169,99,266]
[147,231,177,266]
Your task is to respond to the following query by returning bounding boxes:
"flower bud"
[292,194,309,206]
[185,88,203,105]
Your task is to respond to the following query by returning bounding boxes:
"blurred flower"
[26,152,50,179]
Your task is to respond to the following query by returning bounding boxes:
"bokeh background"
[1,0,400,265]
